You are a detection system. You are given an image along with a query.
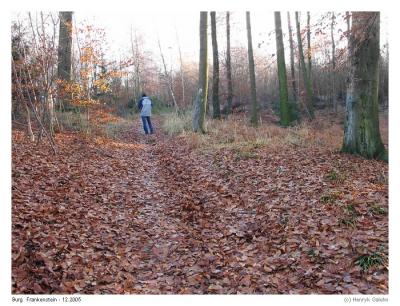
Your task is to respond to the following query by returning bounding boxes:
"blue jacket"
[138,97,152,117]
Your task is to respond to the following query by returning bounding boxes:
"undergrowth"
[161,111,343,153]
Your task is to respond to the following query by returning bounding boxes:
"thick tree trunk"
[342,12,386,160]
[287,12,298,104]
[246,12,259,127]
[274,12,292,126]
[226,12,233,115]
[192,12,208,133]
[210,12,221,119]
[57,11,73,110]
[295,12,314,119]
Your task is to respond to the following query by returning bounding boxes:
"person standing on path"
[137,93,154,134]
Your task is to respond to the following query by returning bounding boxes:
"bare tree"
[210,12,221,119]
[12,17,57,154]
[175,25,186,107]
[330,12,337,114]
[274,12,293,126]
[193,12,208,133]
[306,12,312,78]
[157,35,178,110]
[246,12,259,126]
[287,12,298,104]
[295,12,314,119]
[226,11,233,115]
[130,27,142,100]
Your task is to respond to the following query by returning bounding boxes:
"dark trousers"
[141,116,154,134]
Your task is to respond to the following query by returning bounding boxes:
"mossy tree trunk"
[226,12,233,116]
[342,12,386,160]
[274,12,292,126]
[287,12,298,104]
[295,12,314,119]
[192,12,208,133]
[57,11,73,110]
[210,12,221,119]
[246,12,259,127]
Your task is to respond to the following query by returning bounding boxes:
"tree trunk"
[306,12,312,78]
[210,12,221,119]
[57,11,73,110]
[226,12,233,115]
[287,12,298,104]
[47,94,55,137]
[342,12,386,160]
[295,12,314,119]
[24,100,35,142]
[331,12,337,114]
[246,12,259,127]
[274,12,292,126]
[192,12,208,133]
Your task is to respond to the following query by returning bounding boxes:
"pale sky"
[11,11,388,72]
[74,11,277,65]
[73,11,388,71]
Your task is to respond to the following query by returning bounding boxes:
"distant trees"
[246,12,259,127]
[192,11,209,133]
[175,26,186,107]
[11,11,388,160]
[274,12,293,126]
[342,12,386,160]
[129,27,143,102]
[157,35,178,110]
[210,11,221,119]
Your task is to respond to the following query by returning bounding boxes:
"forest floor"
[12,112,388,294]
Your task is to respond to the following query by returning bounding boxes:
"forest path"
[113,117,280,294]
[11,116,388,294]
[113,119,206,293]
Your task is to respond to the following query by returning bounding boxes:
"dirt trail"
[11,117,388,294]
[90,120,274,293]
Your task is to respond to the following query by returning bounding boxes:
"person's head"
[142,93,147,97]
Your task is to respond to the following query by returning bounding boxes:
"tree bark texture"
[342,12,386,160]
[192,12,209,133]
[57,11,73,109]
